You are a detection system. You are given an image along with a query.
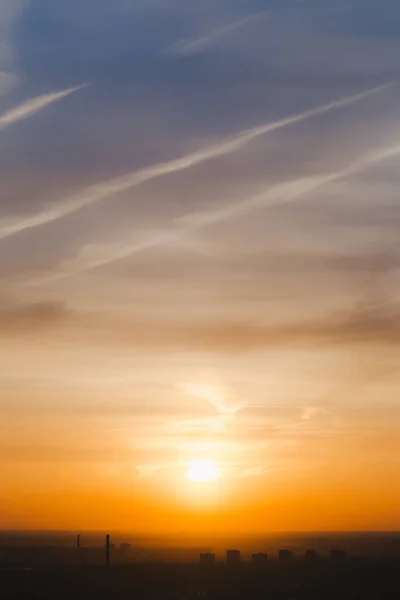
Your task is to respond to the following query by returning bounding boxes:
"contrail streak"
[29,140,400,286]
[163,12,264,57]
[0,82,392,242]
[0,84,88,131]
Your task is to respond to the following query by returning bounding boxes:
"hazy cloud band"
[0,83,392,243]
[31,139,400,284]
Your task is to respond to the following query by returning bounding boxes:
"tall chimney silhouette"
[105,534,111,567]
[77,534,80,549]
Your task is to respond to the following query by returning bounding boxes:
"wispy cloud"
[32,137,400,284]
[0,0,24,95]
[0,301,67,331]
[0,83,391,243]
[182,383,245,416]
[0,84,88,131]
[301,406,321,421]
[163,12,265,57]
[2,298,400,350]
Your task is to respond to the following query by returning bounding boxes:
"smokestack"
[105,534,111,567]
[77,534,80,549]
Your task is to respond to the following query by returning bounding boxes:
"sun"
[187,460,220,483]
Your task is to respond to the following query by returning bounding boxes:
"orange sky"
[2,344,400,533]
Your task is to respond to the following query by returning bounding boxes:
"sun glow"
[187,460,220,482]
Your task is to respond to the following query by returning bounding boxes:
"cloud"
[163,12,265,57]
[239,465,269,478]
[2,298,400,351]
[0,445,134,464]
[0,84,88,131]
[181,383,243,415]
[0,83,391,243]
[301,406,321,421]
[180,382,245,432]
[0,71,18,97]
[29,134,400,284]
[136,463,173,478]
[2,396,217,420]
[0,301,68,332]
[0,0,24,95]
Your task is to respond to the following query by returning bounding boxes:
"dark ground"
[1,558,400,600]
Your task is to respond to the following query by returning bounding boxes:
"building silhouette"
[200,552,216,565]
[226,549,241,565]
[105,534,111,567]
[120,543,132,551]
[331,549,346,563]
[304,549,319,563]
[279,549,294,564]
[252,553,268,564]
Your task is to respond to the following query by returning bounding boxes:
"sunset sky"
[1,0,400,535]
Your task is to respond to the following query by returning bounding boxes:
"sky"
[1,0,400,535]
